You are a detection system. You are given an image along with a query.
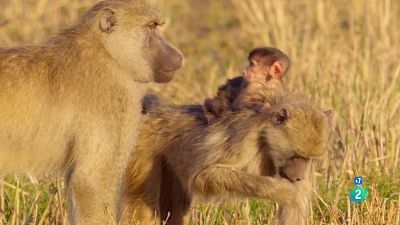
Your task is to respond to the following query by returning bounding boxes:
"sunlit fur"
[120,93,331,225]
[0,1,180,224]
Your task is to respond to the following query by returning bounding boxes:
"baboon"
[0,1,182,225]
[120,93,332,225]
[279,156,310,182]
[204,47,290,122]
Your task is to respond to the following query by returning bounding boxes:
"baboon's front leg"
[193,166,300,204]
[66,125,136,225]
[65,149,125,225]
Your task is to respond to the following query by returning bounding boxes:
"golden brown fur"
[204,47,290,121]
[120,94,331,225]
[279,157,310,182]
[0,1,182,225]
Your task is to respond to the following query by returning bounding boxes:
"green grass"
[1,0,400,224]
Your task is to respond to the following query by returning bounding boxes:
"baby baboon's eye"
[288,154,299,160]
[275,108,289,125]
[148,22,158,30]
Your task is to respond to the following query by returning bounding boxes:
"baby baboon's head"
[81,0,183,83]
[261,98,332,181]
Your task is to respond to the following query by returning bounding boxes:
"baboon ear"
[100,8,117,33]
[269,61,284,79]
[275,108,289,125]
[323,109,334,118]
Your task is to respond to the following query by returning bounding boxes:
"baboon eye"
[249,60,258,67]
[276,108,288,124]
[290,155,299,160]
[148,22,158,30]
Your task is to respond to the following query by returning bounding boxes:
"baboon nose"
[296,178,302,181]
[166,53,183,72]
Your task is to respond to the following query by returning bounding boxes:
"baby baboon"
[204,47,290,122]
[120,94,332,225]
[0,1,182,225]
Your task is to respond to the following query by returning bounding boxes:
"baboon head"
[262,100,332,182]
[84,0,183,83]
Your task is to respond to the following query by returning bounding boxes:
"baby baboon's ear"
[275,108,289,125]
[269,61,284,79]
[100,8,117,33]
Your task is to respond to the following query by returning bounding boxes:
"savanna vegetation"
[0,0,399,224]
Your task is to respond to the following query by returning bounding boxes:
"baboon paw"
[274,178,298,204]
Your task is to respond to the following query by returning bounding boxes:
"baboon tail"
[141,93,162,114]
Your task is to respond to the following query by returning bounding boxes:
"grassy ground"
[1,0,399,224]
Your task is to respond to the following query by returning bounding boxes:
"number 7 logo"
[354,176,362,185]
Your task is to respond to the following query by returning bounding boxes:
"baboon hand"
[271,177,299,204]
[277,179,312,205]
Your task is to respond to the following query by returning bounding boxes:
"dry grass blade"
[0,0,399,224]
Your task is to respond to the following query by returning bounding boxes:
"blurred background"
[0,0,399,224]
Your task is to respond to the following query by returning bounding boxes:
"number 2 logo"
[354,189,361,200]
[349,187,367,203]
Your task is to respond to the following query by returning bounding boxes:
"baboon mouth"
[157,70,175,78]
[154,71,175,83]
[279,170,292,182]
[159,68,178,73]
[159,62,183,73]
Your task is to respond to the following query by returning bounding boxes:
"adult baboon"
[0,1,183,225]
[120,94,331,225]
